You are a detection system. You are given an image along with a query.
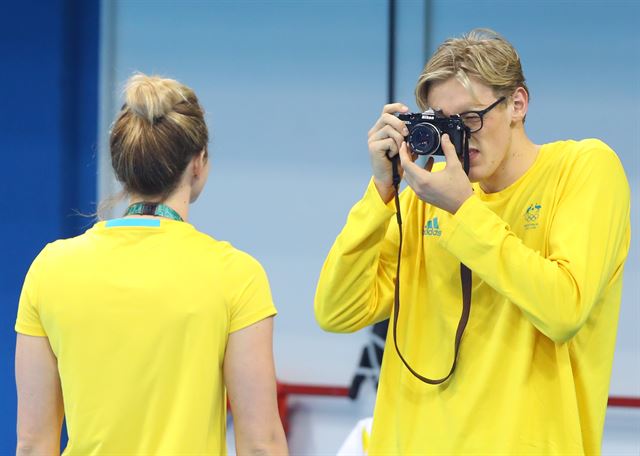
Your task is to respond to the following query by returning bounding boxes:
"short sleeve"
[227,252,277,333]
[15,248,48,337]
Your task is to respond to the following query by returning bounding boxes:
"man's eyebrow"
[459,101,489,113]
[431,105,478,115]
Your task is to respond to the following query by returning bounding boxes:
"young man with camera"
[315,29,630,454]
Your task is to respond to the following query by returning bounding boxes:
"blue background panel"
[0,0,98,451]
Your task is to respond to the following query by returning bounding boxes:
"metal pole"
[388,0,396,104]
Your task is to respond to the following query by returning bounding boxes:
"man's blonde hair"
[415,29,528,110]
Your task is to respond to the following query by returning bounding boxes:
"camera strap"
[388,154,471,385]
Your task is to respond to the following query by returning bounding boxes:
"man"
[314,29,630,454]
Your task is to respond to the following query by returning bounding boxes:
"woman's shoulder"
[188,230,267,275]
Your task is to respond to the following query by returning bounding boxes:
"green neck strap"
[124,202,184,222]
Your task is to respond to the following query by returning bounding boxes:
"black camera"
[396,109,469,157]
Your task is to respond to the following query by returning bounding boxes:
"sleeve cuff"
[364,177,398,215]
[15,322,47,337]
[229,307,277,333]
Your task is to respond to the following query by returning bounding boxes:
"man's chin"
[467,166,484,183]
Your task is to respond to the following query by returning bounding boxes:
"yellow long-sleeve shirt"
[315,139,630,455]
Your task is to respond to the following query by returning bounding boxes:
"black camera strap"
[388,150,471,385]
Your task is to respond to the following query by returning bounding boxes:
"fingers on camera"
[382,138,399,157]
[382,103,408,115]
[371,114,405,137]
[379,125,404,144]
[382,113,409,135]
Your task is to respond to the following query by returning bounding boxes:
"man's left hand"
[398,134,473,214]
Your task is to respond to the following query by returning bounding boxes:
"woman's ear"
[192,148,207,179]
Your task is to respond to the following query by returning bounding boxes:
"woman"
[15,73,288,455]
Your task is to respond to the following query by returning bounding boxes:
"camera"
[396,109,469,157]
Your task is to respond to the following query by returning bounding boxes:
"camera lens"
[408,123,441,155]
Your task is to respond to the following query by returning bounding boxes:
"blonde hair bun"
[124,73,187,124]
[110,72,208,197]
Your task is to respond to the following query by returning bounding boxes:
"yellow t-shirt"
[315,139,631,455]
[16,218,277,455]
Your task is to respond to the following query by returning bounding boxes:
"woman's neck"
[127,184,190,222]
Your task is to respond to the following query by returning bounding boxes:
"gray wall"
[101,0,389,390]
[100,1,639,453]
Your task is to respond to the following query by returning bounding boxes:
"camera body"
[396,109,468,157]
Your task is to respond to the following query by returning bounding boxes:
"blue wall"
[0,0,98,450]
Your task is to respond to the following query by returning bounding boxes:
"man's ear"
[511,86,529,124]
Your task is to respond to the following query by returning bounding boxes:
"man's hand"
[367,103,410,203]
[398,134,473,214]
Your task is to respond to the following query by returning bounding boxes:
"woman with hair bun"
[15,73,288,455]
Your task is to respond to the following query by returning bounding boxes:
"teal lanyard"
[124,202,184,222]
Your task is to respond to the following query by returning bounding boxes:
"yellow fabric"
[362,425,370,453]
[16,219,277,455]
[315,139,631,455]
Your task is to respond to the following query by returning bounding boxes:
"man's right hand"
[367,103,410,203]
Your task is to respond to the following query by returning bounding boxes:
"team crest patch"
[524,203,542,229]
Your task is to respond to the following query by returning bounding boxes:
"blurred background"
[1,0,638,454]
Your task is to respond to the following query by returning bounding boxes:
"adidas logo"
[423,217,442,236]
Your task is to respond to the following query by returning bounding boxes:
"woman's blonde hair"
[109,73,209,198]
[415,29,528,111]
